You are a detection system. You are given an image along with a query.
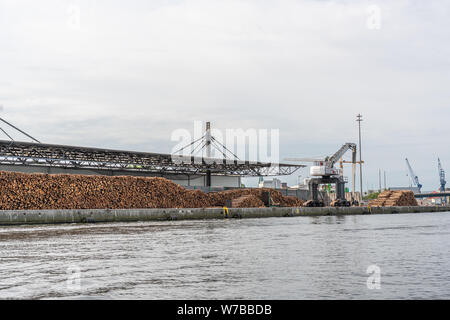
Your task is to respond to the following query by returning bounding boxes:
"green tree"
[363,192,380,200]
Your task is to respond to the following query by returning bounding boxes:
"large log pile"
[369,190,418,207]
[0,171,210,209]
[207,188,304,207]
[0,171,303,210]
[231,195,265,208]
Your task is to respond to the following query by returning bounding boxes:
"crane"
[286,143,358,207]
[405,158,422,193]
[438,158,446,192]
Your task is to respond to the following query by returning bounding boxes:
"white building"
[258,178,282,189]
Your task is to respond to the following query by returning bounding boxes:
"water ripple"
[0,212,450,299]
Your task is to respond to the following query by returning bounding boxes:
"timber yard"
[0,118,448,226]
[2,1,450,303]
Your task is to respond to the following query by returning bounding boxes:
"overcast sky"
[0,0,449,190]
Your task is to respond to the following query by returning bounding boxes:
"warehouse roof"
[0,140,305,177]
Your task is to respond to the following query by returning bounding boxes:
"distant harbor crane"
[438,158,447,205]
[438,158,446,192]
[405,158,422,193]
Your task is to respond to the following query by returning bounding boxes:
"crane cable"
[0,127,14,141]
[0,117,41,143]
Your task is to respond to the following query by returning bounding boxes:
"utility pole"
[356,114,363,199]
[379,169,382,193]
[384,170,387,190]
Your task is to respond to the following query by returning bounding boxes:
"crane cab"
[310,161,340,176]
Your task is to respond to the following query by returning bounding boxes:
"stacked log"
[231,195,265,208]
[369,190,418,207]
[0,171,303,210]
[0,171,211,209]
[207,188,304,207]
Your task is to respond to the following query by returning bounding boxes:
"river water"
[0,212,449,299]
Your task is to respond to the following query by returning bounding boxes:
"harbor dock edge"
[1,205,449,226]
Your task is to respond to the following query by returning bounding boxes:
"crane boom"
[285,143,357,177]
[405,158,422,192]
[328,143,357,166]
[438,158,446,192]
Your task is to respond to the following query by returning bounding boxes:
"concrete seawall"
[0,206,449,226]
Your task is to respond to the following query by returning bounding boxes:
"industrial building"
[0,139,304,188]
[0,119,304,188]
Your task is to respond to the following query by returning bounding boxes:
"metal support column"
[205,121,212,187]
